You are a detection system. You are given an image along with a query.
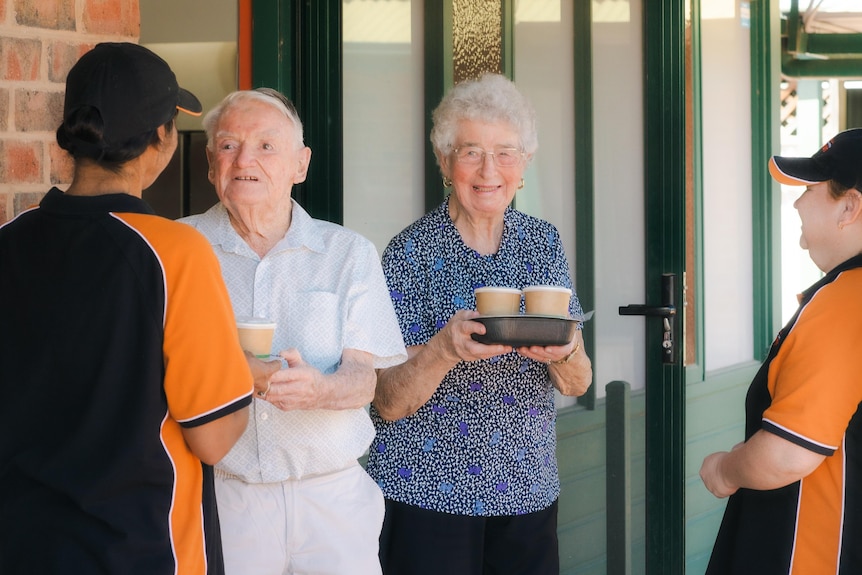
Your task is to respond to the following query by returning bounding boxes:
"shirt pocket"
[285,290,343,370]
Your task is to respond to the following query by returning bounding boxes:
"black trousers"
[379,498,560,575]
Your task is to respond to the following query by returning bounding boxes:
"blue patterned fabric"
[367,198,583,516]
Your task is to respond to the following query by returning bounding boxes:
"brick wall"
[0,0,140,224]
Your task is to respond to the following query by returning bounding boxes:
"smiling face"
[206,98,310,215]
[440,119,528,220]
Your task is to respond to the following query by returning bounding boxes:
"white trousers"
[214,464,385,575]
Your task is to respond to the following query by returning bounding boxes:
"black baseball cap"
[768,128,862,190]
[63,42,202,147]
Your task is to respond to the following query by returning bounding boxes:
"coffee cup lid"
[522,285,572,293]
[236,316,277,329]
[474,286,522,293]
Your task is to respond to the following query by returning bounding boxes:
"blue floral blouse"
[367,198,583,516]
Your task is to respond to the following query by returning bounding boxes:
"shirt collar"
[40,187,155,216]
[197,199,325,257]
[800,252,862,304]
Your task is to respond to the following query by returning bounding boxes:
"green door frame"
[646,0,781,571]
[643,2,687,573]
[250,0,343,223]
[573,0,595,411]
[422,0,451,214]
[751,0,783,359]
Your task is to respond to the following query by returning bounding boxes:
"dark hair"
[828,178,855,199]
[56,106,176,169]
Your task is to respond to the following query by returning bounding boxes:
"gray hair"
[202,88,305,150]
[429,73,538,163]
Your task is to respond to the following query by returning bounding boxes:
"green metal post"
[573,0,595,410]
[606,380,632,575]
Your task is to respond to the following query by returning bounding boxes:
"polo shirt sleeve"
[763,270,862,454]
[124,214,254,426]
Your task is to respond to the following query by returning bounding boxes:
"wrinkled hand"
[244,351,282,397]
[517,332,592,397]
[700,442,743,498]
[434,310,513,364]
[263,348,325,411]
[516,340,576,366]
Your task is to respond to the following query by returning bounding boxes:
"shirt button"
[260,412,269,421]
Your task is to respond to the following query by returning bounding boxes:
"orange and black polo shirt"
[707,254,862,575]
[0,188,253,574]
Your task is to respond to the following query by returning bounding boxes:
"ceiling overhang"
[782,0,862,78]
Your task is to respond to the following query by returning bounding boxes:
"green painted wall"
[554,363,755,574]
[556,396,644,574]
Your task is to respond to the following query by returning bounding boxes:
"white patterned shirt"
[181,201,407,481]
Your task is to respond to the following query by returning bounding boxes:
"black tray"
[471,315,578,347]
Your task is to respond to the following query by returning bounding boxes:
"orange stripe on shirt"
[116,212,253,574]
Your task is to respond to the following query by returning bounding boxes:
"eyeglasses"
[452,145,524,167]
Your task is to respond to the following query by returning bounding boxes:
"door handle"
[618,273,677,364]
[618,304,675,317]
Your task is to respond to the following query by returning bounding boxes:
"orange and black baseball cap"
[63,42,202,147]
[768,128,862,190]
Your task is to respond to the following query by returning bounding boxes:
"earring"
[443,177,453,188]
[517,178,525,190]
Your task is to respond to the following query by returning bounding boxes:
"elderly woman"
[700,129,862,575]
[367,73,592,574]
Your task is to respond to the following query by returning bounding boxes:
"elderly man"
[180,88,406,575]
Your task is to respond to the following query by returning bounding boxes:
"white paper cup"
[236,317,277,358]
[474,287,522,316]
[523,285,571,318]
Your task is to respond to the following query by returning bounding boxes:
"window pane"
[343,0,424,254]
[513,1,580,405]
[701,4,755,370]
[453,0,502,81]
[586,0,647,398]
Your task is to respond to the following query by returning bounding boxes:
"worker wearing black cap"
[0,43,254,574]
[701,128,862,575]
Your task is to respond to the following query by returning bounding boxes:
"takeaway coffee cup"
[236,317,277,358]
[523,285,571,318]
[474,287,522,316]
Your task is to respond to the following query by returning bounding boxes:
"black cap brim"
[177,87,202,117]
[768,156,829,186]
